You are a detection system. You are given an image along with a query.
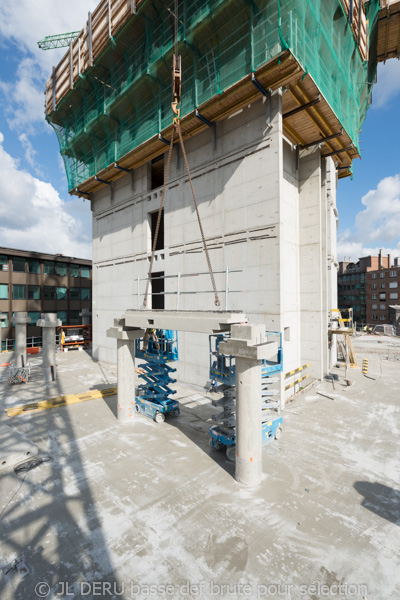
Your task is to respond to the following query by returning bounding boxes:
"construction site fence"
[47,0,379,191]
[1,336,61,353]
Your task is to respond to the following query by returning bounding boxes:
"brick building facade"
[366,260,400,325]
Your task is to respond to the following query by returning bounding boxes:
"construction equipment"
[8,364,31,385]
[329,309,358,367]
[59,325,91,352]
[209,331,283,461]
[38,31,80,50]
[134,330,180,423]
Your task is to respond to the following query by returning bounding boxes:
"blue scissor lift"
[209,331,283,461]
[135,330,180,423]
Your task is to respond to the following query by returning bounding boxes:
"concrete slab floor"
[0,337,399,600]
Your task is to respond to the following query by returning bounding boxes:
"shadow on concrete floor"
[354,481,400,526]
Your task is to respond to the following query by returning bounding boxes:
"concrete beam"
[123,310,248,334]
[219,324,278,360]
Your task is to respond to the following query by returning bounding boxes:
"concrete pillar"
[219,324,279,488]
[117,338,136,421]
[12,312,31,367]
[37,313,62,370]
[79,309,91,325]
[0,313,6,353]
[107,320,145,423]
[235,355,262,486]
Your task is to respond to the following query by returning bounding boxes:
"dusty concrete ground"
[0,336,399,600]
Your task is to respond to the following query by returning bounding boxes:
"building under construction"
[45,0,400,394]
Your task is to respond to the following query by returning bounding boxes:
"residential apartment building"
[366,260,400,325]
[338,253,390,324]
[0,247,91,351]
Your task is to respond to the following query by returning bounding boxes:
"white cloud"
[0,0,95,132]
[337,174,400,262]
[372,61,400,109]
[0,131,92,258]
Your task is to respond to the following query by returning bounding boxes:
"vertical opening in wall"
[150,209,164,251]
[151,271,164,309]
[151,156,164,190]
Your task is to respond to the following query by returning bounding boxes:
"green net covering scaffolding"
[46,0,380,192]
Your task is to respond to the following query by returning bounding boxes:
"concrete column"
[12,312,31,367]
[107,320,145,423]
[117,338,136,421]
[235,355,262,486]
[79,309,92,325]
[219,324,279,488]
[37,313,62,370]
[0,313,6,353]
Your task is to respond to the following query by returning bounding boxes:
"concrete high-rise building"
[44,0,400,397]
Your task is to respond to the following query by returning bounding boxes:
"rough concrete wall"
[91,92,334,390]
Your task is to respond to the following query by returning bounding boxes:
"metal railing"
[1,335,61,353]
[136,267,243,311]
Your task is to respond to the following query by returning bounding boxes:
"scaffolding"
[45,0,380,193]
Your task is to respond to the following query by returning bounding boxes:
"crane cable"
[142,1,220,309]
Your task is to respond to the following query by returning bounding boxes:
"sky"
[0,2,400,263]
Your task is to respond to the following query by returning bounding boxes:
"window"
[57,311,67,324]
[12,285,25,300]
[389,282,398,289]
[80,266,90,279]
[372,284,377,289]
[390,270,397,277]
[380,293,386,300]
[57,287,67,300]
[56,263,67,276]
[372,314,378,320]
[390,293,398,299]
[360,274,365,282]
[0,255,8,271]
[1,312,8,328]
[44,261,55,274]
[70,264,79,277]
[371,304,378,310]
[70,310,80,324]
[28,311,40,325]
[380,272,385,278]
[150,209,164,251]
[0,284,8,299]
[28,285,40,300]
[13,257,25,272]
[44,286,55,300]
[380,304,386,310]
[151,155,164,189]
[372,273,377,279]
[70,287,80,300]
[28,260,40,274]
[380,283,385,289]
[81,288,90,301]
[372,294,377,299]
[380,315,386,320]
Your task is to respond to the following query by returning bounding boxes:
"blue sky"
[0,1,400,263]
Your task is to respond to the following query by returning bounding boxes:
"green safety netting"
[47,0,379,191]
